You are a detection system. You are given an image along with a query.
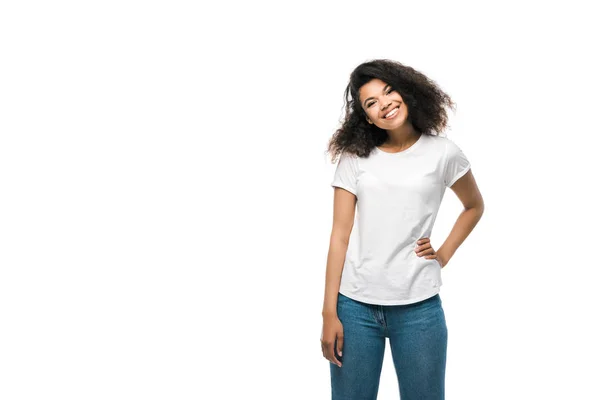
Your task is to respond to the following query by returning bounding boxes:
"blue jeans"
[330,292,448,400]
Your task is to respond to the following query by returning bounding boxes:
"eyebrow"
[363,84,391,107]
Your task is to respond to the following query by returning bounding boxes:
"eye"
[366,89,394,108]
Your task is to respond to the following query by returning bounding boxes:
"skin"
[362,78,421,151]
[321,78,485,368]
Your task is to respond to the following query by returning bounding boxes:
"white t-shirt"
[330,133,471,305]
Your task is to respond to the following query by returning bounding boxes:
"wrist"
[438,246,453,260]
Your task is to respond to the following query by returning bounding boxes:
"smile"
[384,106,400,119]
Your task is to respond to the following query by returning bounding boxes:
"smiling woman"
[327,59,456,159]
[321,59,484,400]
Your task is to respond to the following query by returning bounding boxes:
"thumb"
[337,332,344,357]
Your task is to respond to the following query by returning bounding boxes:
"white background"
[1,1,599,399]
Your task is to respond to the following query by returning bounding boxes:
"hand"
[321,314,344,368]
[415,237,447,268]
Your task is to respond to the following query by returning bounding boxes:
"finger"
[416,244,433,256]
[331,337,342,367]
[336,332,344,359]
[322,339,336,366]
[415,238,431,252]
[417,243,432,254]
[418,246,434,257]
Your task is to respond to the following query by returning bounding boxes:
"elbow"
[472,202,485,218]
[330,230,351,247]
[466,200,485,218]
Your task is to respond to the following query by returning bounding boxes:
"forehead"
[359,78,389,100]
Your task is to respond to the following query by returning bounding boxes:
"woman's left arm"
[436,169,485,267]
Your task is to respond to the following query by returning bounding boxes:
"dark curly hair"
[326,59,456,162]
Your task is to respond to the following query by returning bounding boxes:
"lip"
[382,105,400,120]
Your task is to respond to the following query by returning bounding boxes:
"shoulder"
[419,133,450,155]
[427,134,450,145]
[428,134,464,154]
[338,149,369,165]
[422,133,447,145]
[336,151,360,164]
[334,151,361,173]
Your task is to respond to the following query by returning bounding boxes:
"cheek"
[366,109,378,120]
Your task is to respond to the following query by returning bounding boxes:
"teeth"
[385,106,399,118]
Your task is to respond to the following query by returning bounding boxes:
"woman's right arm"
[321,187,356,367]
[322,187,356,316]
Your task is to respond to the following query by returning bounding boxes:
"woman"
[321,59,484,400]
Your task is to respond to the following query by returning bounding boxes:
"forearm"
[322,236,348,317]
[439,206,484,261]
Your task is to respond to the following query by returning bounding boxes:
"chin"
[378,117,406,129]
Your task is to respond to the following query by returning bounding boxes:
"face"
[358,78,408,129]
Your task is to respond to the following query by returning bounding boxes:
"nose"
[381,101,392,111]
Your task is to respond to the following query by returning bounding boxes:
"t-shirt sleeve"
[443,139,471,188]
[331,152,358,195]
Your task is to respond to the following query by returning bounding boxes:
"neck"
[383,125,420,148]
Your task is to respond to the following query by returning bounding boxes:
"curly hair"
[326,59,456,162]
